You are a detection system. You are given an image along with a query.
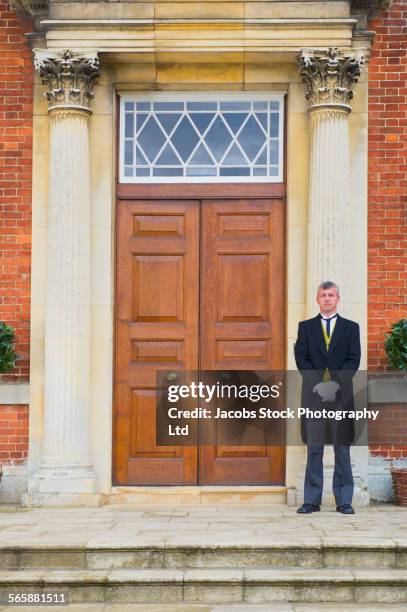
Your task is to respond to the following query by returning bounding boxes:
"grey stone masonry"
[0,504,407,605]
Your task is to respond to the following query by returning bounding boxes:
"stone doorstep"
[1,568,407,582]
[109,487,288,506]
[0,543,406,570]
[0,568,407,604]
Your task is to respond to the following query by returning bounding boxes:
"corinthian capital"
[298,48,364,110]
[33,49,100,111]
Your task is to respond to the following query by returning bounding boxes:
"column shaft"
[43,108,92,468]
[307,106,350,315]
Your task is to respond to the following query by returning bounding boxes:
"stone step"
[2,604,407,612]
[0,567,406,604]
[109,487,287,506]
[1,541,406,570]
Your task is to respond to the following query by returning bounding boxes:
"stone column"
[294,48,369,507]
[28,50,101,505]
[298,47,364,315]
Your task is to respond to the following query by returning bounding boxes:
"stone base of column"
[22,466,105,507]
[295,459,370,508]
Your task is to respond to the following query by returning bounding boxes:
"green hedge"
[385,319,407,370]
[0,322,18,374]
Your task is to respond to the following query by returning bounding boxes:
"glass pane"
[153,102,184,111]
[189,113,215,135]
[137,117,166,162]
[270,113,279,138]
[135,113,149,134]
[187,101,217,111]
[270,101,279,111]
[124,166,133,177]
[136,167,150,176]
[223,143,249,165]
[156,113,182,136]
[223,113,249,135]
[186,166,217,176]
[153,167,183,176]
[220,101,251,111]
[156,143,181,166]
[255,113,267,133]
[124,140,133,165]
[124,102,134,111]
[220,167,250,176]
[135,145,149,166]
[125,113,134,138]
[253,101,267,110]
[270,139,279,165]
[171,116,200,162]
[136,102,150,111]
[189,143,214,166]
[205,116,233,162]
[253,167,267,176]
[255,144,267,165]
[238,115,266,162]
[269,166,279,176]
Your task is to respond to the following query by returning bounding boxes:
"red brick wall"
[0,405,28,464]
[0,0,33,381]
[368,2,407,371]
[369,403,407,459]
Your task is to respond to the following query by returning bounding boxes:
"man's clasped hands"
[312,380,341,403]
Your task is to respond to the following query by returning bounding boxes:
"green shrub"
[385,319,407,370]
[0,322,18,373]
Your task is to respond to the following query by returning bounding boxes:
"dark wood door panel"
[200,199,284,371]
[113,200,199,485]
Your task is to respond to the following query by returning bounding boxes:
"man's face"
[316,287,340,315]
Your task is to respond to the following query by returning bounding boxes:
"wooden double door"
[113,188,285,485]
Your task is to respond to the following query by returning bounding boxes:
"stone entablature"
[38,20,360,59]
[27,1,374,65]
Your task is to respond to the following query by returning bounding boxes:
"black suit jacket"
[294,314,361,444]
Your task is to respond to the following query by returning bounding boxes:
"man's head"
[316,281,340,316]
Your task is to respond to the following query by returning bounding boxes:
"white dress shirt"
[320,312,338,336]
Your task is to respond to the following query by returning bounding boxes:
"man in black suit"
[294,281,361,515]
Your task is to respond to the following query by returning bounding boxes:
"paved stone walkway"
[0,503,405,549]
[2,602,407,611]
[0,503,406,610]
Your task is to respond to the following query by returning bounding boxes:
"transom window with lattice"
[119,93,284,183]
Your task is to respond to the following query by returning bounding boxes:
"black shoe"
[336,504,355,514]
[297,503,320,514]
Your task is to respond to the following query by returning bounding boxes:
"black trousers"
[304,444,354,506]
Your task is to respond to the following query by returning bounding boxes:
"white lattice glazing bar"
[119,92,285,183]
